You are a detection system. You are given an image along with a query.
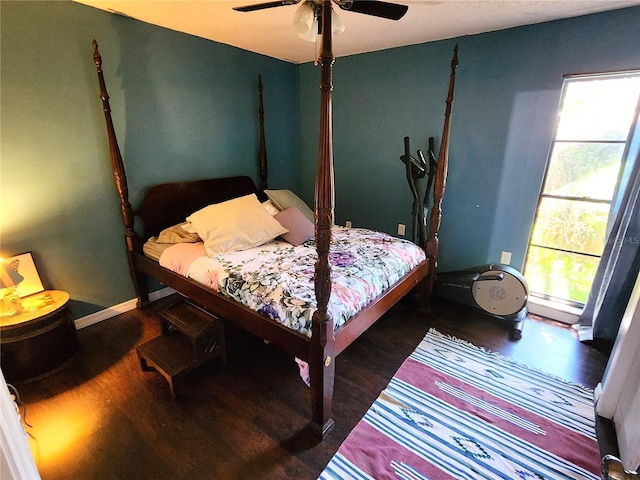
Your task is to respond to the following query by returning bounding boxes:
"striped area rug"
[319,328,600,480]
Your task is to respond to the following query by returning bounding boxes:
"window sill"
[527,296,582,325]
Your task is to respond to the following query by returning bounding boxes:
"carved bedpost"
[310,0,336,440]
[424,44,458,302]
[93,40,149,307]
[258,75,268,190]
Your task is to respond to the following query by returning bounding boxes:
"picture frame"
[4,252,45,298]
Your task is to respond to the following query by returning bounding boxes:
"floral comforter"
[162,226,426,337]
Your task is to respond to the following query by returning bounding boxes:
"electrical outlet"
[398,224,406,236]
[345,220,352,228]
[500,251,512,264]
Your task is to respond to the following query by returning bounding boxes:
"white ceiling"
[75,0,640,64]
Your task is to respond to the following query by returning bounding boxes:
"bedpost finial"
[93,39,102,67]
[451,43,459,71]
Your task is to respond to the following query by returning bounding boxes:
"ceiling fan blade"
[337,0,408,20]
[233,0,302,12]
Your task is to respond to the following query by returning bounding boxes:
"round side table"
[1,290,79,384]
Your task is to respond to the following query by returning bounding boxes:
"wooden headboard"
[135,176,262,241]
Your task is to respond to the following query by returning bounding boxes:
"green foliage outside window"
[524,75,640,306]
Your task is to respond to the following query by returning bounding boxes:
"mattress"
[148,226,426,337]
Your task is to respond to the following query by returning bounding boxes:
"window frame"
[524,70,640,308]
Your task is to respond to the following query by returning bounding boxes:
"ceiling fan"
[233,0,408,22]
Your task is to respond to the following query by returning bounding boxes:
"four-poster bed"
[92,1,458,439]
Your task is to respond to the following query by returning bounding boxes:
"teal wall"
[1,1,298,318]
[2,1,639,320]
[298,6,640,273]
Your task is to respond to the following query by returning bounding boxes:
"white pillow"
[181,201,279,232]
[261,199,280,216]
[186,194,288,256]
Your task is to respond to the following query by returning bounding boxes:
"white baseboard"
[74,289,582,329]
[527,296,582,325]
[73,288,176,330]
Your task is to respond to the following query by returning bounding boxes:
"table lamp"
[0,258,24,317]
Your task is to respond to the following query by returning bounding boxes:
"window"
[524,72,640,307]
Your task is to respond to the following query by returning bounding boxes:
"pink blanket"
[159,242,206,277]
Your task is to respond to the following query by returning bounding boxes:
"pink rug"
[319,329,600,479]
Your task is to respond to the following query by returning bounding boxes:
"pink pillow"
[274,207,314,246]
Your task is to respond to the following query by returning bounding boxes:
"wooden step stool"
[136,300,226,399]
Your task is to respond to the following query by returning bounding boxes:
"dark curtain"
[576,149,640,343]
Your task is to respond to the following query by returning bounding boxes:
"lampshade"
[0,259,24,289]
[293,2,316,40]
[293,1,344,43]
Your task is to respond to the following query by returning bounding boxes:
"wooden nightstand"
[0,290,79,384]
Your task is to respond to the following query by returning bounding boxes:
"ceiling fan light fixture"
[293,2,316,40]
[293,2,318,41]
[293,1,344,42]
[332,7,345,35]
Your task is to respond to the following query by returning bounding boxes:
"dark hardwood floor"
[14,295,611,480]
